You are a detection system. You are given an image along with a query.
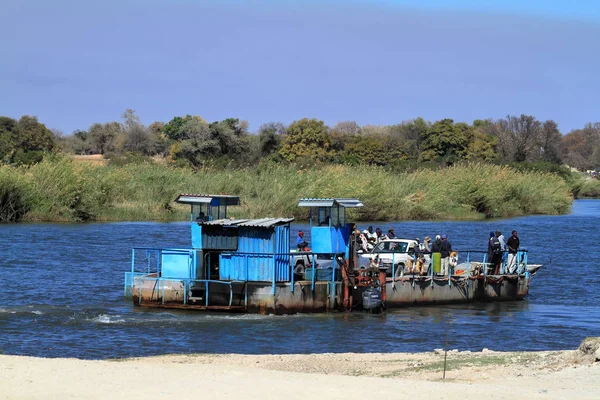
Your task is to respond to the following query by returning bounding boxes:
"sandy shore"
[1,349,598,400]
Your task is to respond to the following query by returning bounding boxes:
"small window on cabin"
[339,207,345,226]
[209,204,228,221]
[330,205,345,227]
[192,204,209,222]
[317,207,330,226]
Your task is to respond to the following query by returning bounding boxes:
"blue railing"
[126,247,530,306]
[133,276,237,307]
[124,247,163,295]
[385,249,529,280]
[126,247,340,305]
[381,249,529,290]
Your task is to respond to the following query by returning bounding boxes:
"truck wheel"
[294,262,305,276]
[394,263,405,278]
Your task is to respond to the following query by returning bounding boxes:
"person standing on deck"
[440,234,453,276]
[297,231,309,251]
[496,230,507,272]
[496,231,506,251]
[431,235,442,252]
[506,230,520,274]
[422,236,432,270]
[488,231,502,275]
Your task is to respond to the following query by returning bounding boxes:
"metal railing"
[126,247,340,304]
[382,249,530,288]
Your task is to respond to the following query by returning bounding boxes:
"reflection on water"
[0,200,599,359]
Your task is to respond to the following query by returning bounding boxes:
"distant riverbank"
[0,158,572,222]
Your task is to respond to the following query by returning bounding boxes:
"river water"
[1,200,599,359]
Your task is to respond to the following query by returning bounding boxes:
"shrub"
[0,166,30,222]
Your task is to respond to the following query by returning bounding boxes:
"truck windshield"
[374,241,408,253]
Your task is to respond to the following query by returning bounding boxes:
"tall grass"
[0,165,31,222]
[0,158,572,222]
[569,175,600,199]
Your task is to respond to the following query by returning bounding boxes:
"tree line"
[1,110,599,171]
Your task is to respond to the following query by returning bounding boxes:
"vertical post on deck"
[272,254,276,295]
[290,253,294,293]
[329,254,336,309]
[342,258,350,311]
[311,253,316,291]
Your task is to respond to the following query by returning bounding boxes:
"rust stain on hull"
[132,275,533,314]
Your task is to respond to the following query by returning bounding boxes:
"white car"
[359,239,430,277]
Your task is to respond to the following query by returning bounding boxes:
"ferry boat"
[124,194,542,314]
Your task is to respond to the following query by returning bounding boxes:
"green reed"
[0,157,572,222]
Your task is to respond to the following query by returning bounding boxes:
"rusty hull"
[383,275,530,307]
[131,274,532,314]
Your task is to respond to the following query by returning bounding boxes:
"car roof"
[381,239,416,243]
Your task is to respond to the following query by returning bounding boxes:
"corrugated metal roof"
[298,198,364,208]
[238,218,295,227]
[335,198,364,208]
[175,194,240,206]
[298,199,334,207]
[202,218,249,226]
[200,218,294,228]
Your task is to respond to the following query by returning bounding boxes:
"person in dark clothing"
[297,231,309,251]
[385,228,396,239]
[195,211,206,222]
[375,227,383,242]
[431,235,442,253]
[506,230,520,274]
[487,231,502,274]
[440,234,452,275]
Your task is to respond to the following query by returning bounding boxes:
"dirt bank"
[1,348,598,400]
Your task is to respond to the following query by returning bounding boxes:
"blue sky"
[1,0,598,134]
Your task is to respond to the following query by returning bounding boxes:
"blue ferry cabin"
[125,195,364,313]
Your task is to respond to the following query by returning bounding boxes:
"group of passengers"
[487,230,520,275]
[302,225,522,276]
[355,226,397,252]
[354,227,455,277]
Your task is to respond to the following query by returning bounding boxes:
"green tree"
[163,115,207,141]
[88,122,120,154]
[169,118,219,166]
[279,118,330,162]
[0,117,17,162]
[419,119,470,162]
[209,119,246,158]
[0,116,55,164]
[464,130,497,162]
[342,134,386,165]
[15,116,55,153]
[389,118,429,160]
[258,122,286,156]
[147,121,169,156]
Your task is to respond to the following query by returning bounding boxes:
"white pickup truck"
[359,239,430,277]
